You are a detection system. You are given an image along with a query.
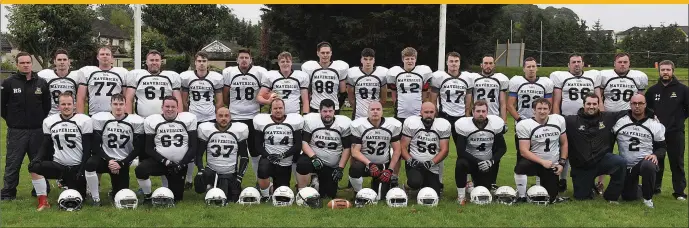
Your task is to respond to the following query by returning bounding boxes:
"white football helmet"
[354,188,378,207]
[494,186,517,205]
[417,187,439,207]
[151,187,175,208]
[238,187,261,205]
[114,189,138,209]
[470,186,492,205]
[205,188,228,207]
[385,187,408,207]
[272,186,294,207]
[527,185,550,205]
[57,189,83,211]
[296,187,322,208]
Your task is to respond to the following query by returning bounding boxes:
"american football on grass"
[327,199,351,209]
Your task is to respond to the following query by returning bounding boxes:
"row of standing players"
[24,44,684,210]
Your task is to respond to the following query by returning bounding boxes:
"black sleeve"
[36,134,55,161]
[492,133,507,161]
[302,131,312,143]
[0,79,10,120]
[146,134,166,163]
[684,86,689,119]
[180,130,198,165]
[255,130,268,157]
[284,130,302,157]
[456,134,479,163]
[353,136,362,145]
[92,130,114,160]
[121,133,144,165]
[81,133,93,166]
[645,88,655,110]
[41,82,51,117]
[342,135,352,149]
[235,140,249,180]
[196,139,207,169]
[653,140,667,157]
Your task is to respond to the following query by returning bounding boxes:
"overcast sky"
[1,4,687,33]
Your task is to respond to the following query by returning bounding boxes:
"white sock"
[350,176,364,192]
[32,178,48,196]
[161,176,168,188]
[85,171,100,200]
[457,188,466,200]
[186,163,195,183]
[535,176,541,186]
[138,178,152,195]
[260,187,270,197]
[515,173,527,198]
[251,156,260,178]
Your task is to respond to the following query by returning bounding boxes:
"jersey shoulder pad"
[161,70,180,77]
[292,70,310,80]
[550,114,566,130]
[253,65,268,73]
[454,117,474,136]
[494,73,510,82]
[74,114,94,133]
[179,70,195,79]
[111,67,129,75]
[37,69,54,78]
[127,114,146,134]
[386,117,403,135]
[285,113,305,130]
[432,70,448,78]
[387,66,404,76]
[487,115,506,133]
[515,118,534,139]
[403,115,423,128]
[91,112,113,122]
[222,66,236,76]
[346,67,362,78]
[230,122,250,141]
[373,66,389,75]
[414,65,432,74]
[177,112,198,130]
[207,71,224,85]
[197,122,215,140]
[301,61,319,72]
[302,113,321,132]
[127,114,145,124]
[253,113,271,131]
[78,66,97,74]
[509,76,525,91]
[332,60,350,71]
[434,118,452,131]
[334,115,352,128]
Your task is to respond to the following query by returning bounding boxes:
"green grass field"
[1,67,688,227]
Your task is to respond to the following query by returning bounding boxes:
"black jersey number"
[107,134,131,149]
[210,145,234,158]
[94,81,117,96]
[445,90,464,103]
[161,134,184,147]
[568,87,591,100]
[610,89,634,102]
[191,91,212,102]
[51,90,62,104]
[628,137,641,152]
[315,141,338,150]
[54,134,77,150]
[476,88,496,102]
[366,141,387,155]
[416,141,438,155]
[358,87,378,100]
[314,81,335,94]
[234,87,255,100]
[144,86,166,100]
[267,135,290,145]
[520,95,541,108]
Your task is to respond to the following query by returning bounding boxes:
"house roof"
[617,26,689,36]
[0,35,13,53]
[201,40,244,53]
[91,19,128,39]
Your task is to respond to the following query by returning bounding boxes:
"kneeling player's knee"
[134,165,150,179]
[640,160,657,173]
[349,161,366,178]
[296,156,313,175]
[83,157,100,172]
[407,177,423,190]
[257,159,272,179]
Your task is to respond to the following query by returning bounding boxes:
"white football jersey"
[180,71,224,122]
[351,117,402,164]
[598,70,648,112]
[347,66,388,119]
[223,66,267,120]
[613,115,666,168]
[261,70,309,114]
[126,70,181,117]
[386,65,433,119]
[42,114,93,166]
[198,122,249,174]
[508,76,554,119]
[402,116,451,174]
[38,69,82,115]
[471,73,510,116]
[253,113,304,166]
[550,70,600,116]
[302,60,349,110]
[303,113,352,168]
[92,112,145,161]
[455,115,506,161]
[144,112,197,163]
[516,114,566,163]
[431,71,475,117]
[78,66,129,114]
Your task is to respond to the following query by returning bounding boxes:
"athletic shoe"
[643,199,654,208]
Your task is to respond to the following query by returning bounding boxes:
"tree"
[6,5,97,68]
[142,4,229,67]
[96,4,133,21]
[261,5,504,69]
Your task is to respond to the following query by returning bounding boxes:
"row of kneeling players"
[31,88,666,211]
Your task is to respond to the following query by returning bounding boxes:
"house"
[199,39,245,70]
[616,26,689,44]
[1,35,43,72]
[91,19,133,68]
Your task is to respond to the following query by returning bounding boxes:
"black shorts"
[29,160,86,196]
[84,156,131,193]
